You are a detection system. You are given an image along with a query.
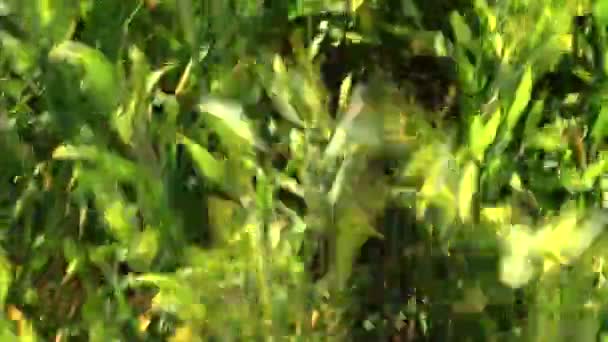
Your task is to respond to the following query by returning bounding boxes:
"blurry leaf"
[267,56,306,127]
[535,210,608,265]
[214,63,261,105]
[510,173,524,191]
[208,195,240,245]
[592,105,608,146]
[19,0,77,43]
[351,0,366,12]
[458,161,478,223]
[325,84,367,159]
[562,160,608,192]
[176,0,196,48]
[269,219,287,250]
[177,134,225,185]
[332,203,383,290]
[470,108,501,162]
[417,151,458,233]
[0,32,37,76]
[450,11,472,44]
[48,40,120,114]
[328,156,351,206]
[401,0,421,23]
[523,99,545,140]
[499,225,537,288]
[337,73,353,117]
[525,120,567,152]
[198,96,267,151]
[500,253,535,288]
[506,66,533,132]
[146,63,176,94]
[452,283,488,313]
[288,0,346,19]
[104,200,137,243]
[308,22,327,60]
[595,0,608,26]
[52,144,140,180]
[128,228,160,272]
[170,323,202,342]
[0,252,12,306]
[481,205,512,224]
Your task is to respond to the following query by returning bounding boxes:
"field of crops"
[5,0,608,340]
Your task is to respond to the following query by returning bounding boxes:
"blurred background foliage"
[4,0,608,341]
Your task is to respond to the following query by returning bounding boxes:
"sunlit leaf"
[458,161,478,223]
[535,210,608,265]
[506,66,533,132]
[470,108,501,162]
[0,252,12,306]
[499,225,537,288]
[525,120,567,152]
[481,205,512,224]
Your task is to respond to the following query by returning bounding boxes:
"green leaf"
[499,225,536,288]
[452,283,488,313]
[458,161,478,223]
[128,227,160,272]
[525,120,567,152]
[0,32,37,76]
[506,66,533,132]
[561,160,608,192]
[470,108,501,162]
[481,205,512,225]
[450,11,472,44]
[595,0,608,27]
[48,40,120,114]
[18,0,77,43]
[207,196,240,246]
[288,0,346,19]
[267,56,306,127]
[176,0,196,48]
[0,252,12,306]
[177,134,225,185]
[332,203,383,291]
[104,200,137,243]
[52,144,140,181]
[198,96,267,151]
[523,99,545,139]
[401,0,422,23]
[535,209,607,265]
[324,84,367,159]
[337,73,353,116]
[592,105,608,146]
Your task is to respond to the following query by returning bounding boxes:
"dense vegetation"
[5,0,608,340]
